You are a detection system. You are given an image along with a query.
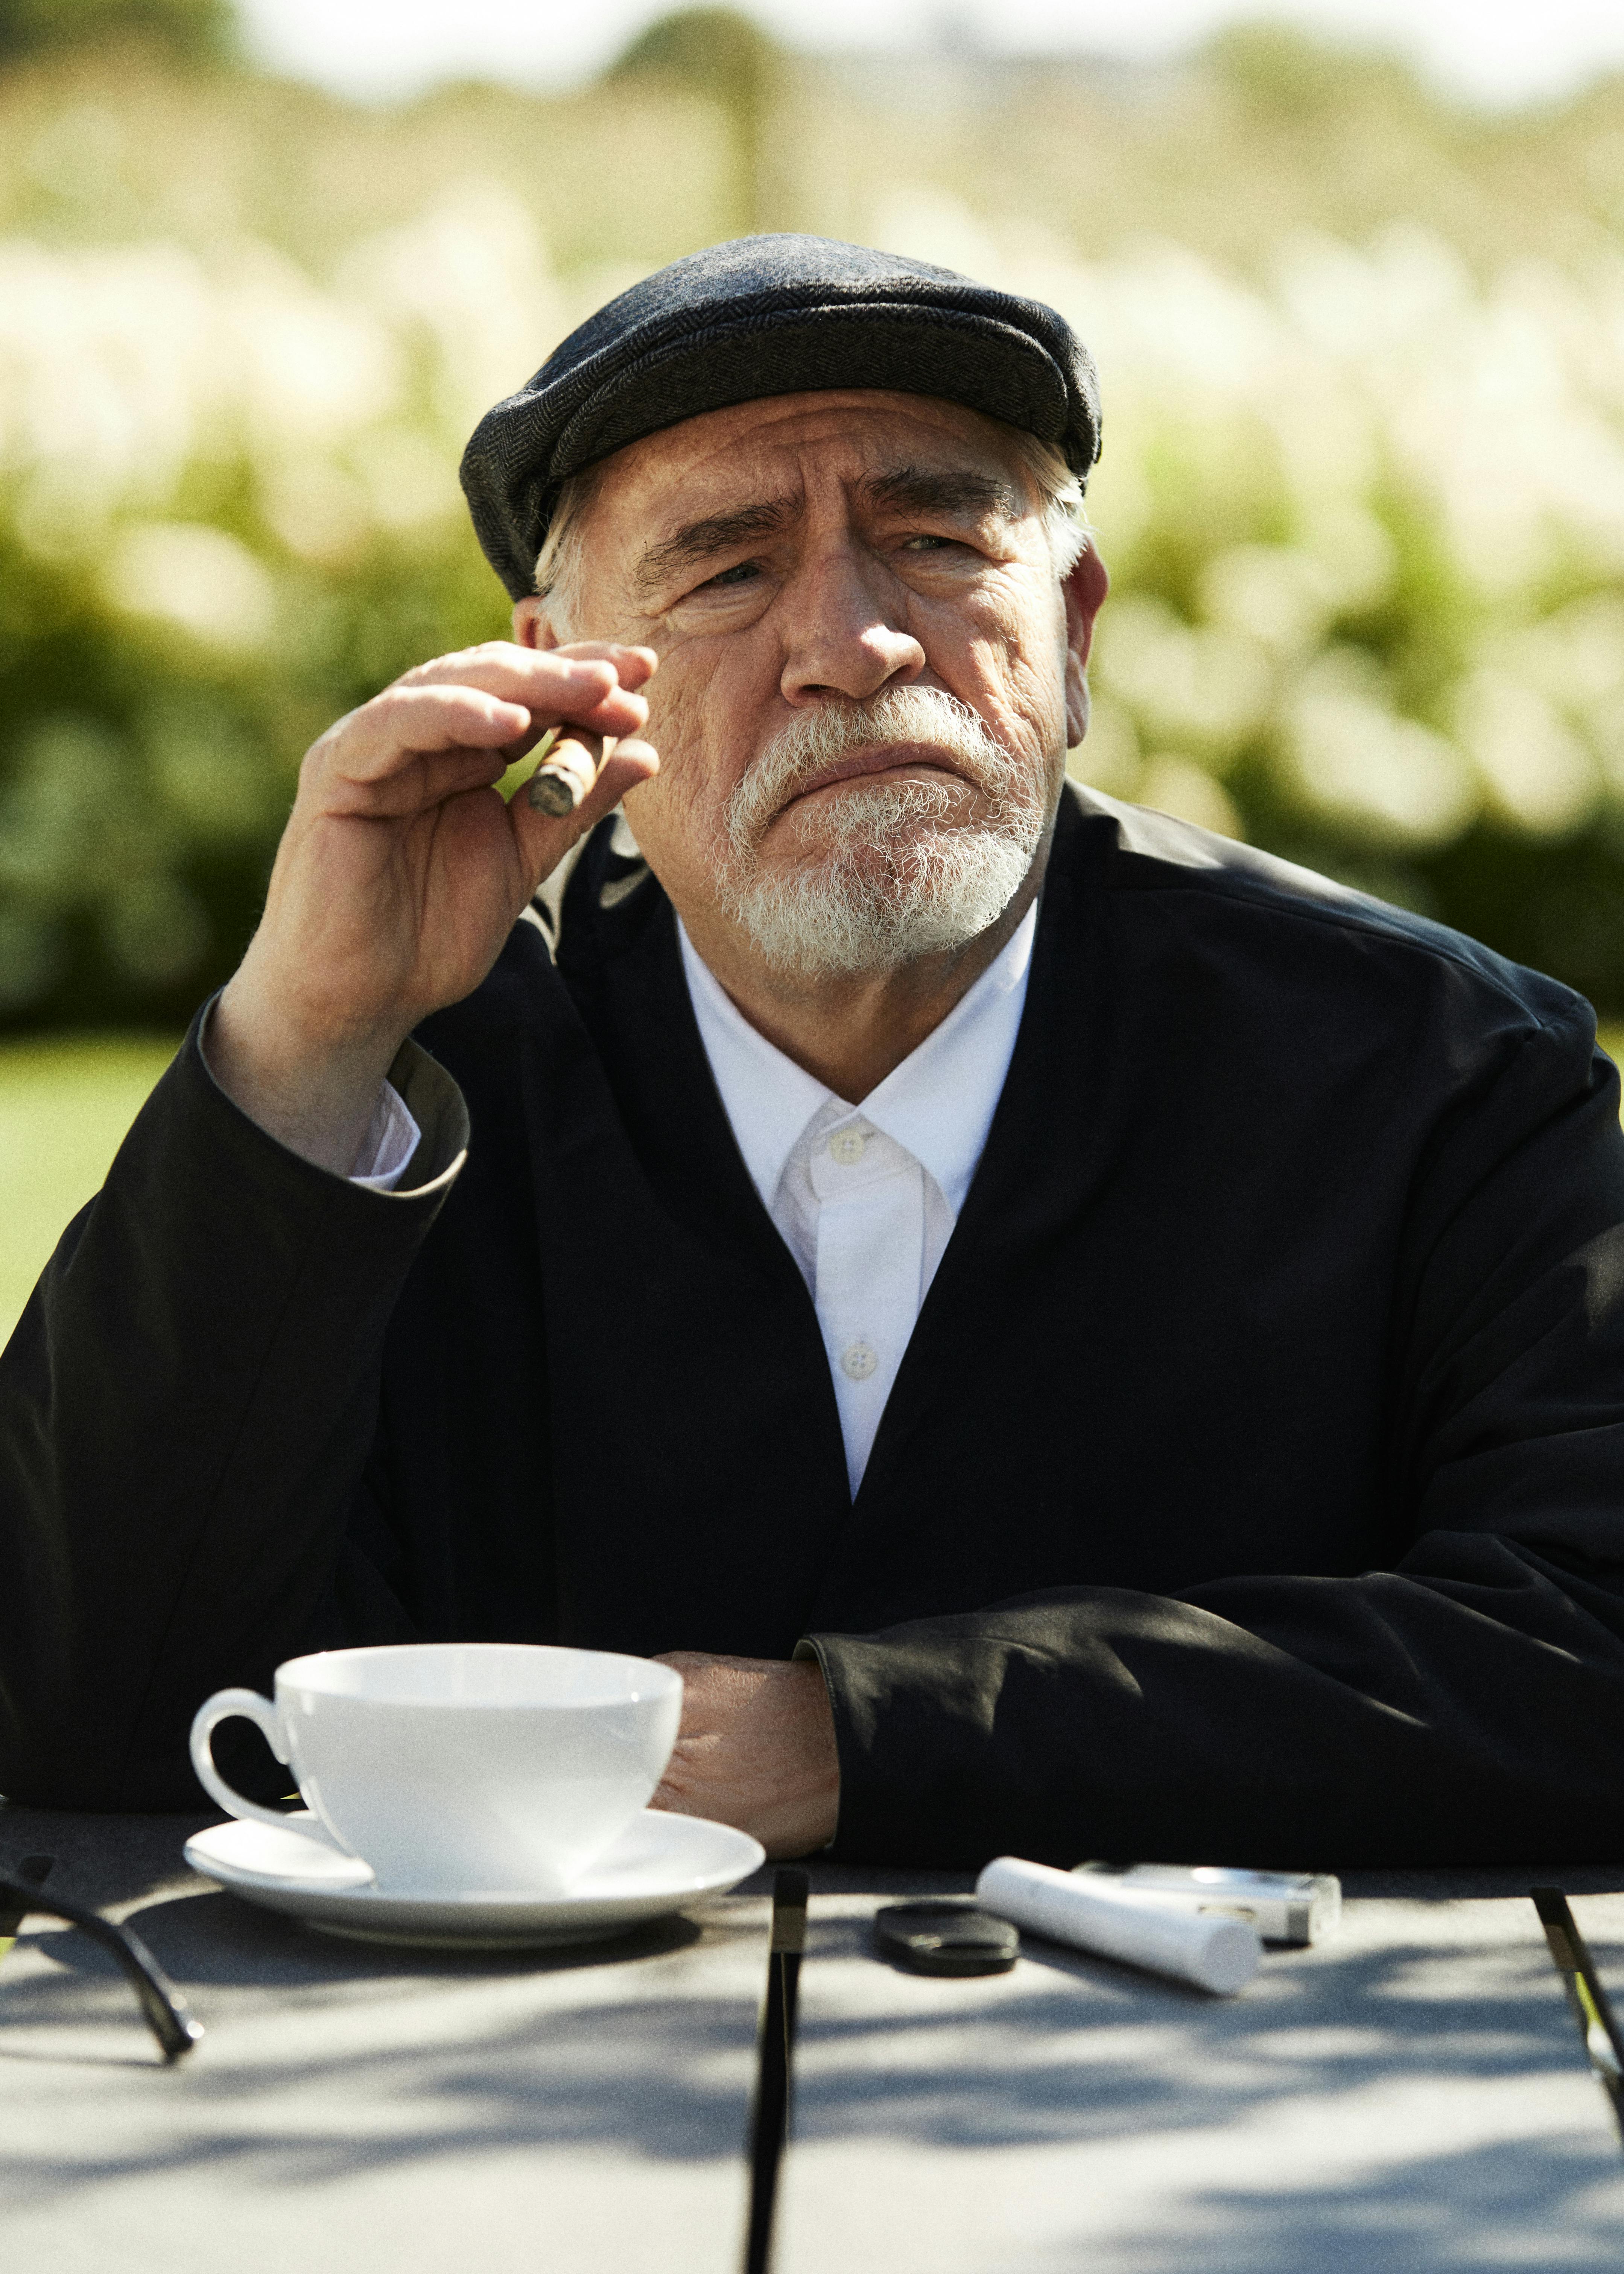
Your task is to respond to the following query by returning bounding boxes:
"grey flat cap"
[459,232,1102,601]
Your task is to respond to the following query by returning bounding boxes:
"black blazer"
[6,785,1624,1866]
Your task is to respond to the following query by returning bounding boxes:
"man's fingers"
[399,642,650,735]
[401,639,616,697]
[552,641,659,693]
[325,683,531,775]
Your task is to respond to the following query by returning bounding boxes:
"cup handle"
[190,1688,310,1833]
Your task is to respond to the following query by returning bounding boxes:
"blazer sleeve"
[0,1011,468,1810]
[803,1005,1624,1868]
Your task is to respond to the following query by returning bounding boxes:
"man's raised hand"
[210,641,658,1174]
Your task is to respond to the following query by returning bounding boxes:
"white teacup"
[189,1642,684,1897]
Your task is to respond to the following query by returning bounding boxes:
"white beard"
[714,686,1047,979]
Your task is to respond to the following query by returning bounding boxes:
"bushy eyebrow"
[861,465,1024,521]
[633,494,800,597]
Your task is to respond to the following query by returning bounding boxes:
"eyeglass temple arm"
[0,1869,203,2065]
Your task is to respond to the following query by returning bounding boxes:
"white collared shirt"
[356,904,1037,1496]
[679,907,1037,1493]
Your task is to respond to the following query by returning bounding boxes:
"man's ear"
[512,596,558,651]
[1061,545,1109,750]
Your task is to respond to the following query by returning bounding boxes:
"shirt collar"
[679,925,832,1212]
[678,903,1038,1218]
[857,903,1036,1212]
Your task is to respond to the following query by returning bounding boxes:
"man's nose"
[777,544,925,707]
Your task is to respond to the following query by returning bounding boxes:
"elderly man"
[5,236,1624,1865]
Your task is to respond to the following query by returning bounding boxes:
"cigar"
[527,728,608,816]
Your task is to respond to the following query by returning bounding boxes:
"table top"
[1,1803,1621,2272]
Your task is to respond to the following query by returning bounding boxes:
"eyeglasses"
[0,1854,202,2065]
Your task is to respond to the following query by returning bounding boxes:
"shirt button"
[841,1341,879,1382]
[828,1128,868,1166]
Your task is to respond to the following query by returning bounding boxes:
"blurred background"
[4,0,1624,1336]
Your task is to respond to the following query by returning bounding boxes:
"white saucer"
[183,1811,765,1948]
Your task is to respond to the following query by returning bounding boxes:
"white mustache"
[723,685,1018,857]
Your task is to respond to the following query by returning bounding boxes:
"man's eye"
[901,533,958,553]
[698,561,761,592]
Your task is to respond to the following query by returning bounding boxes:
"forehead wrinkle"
[632,489,802,599]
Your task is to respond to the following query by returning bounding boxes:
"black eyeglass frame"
[0,1865,202,2064]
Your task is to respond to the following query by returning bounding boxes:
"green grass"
[0,1033,181,1350]
[3,1024,1624,1357]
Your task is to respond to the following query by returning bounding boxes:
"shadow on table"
[1059,2138,1624,2273]
[791,1906,1624,2269]
[0,1901,763,2202]
[791,1927,1609,2138]
[0,2002,760,2207]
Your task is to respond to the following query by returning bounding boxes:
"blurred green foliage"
[0,0,233,63]
[2,10,1624,1024]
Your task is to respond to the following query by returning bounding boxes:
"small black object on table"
[873,1898,1019,1977]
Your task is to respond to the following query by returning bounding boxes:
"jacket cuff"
[794,1628,987,1867]
[382,1039,468,1193]
[797,1619,1082,1871]
[192,1002,470,1202]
